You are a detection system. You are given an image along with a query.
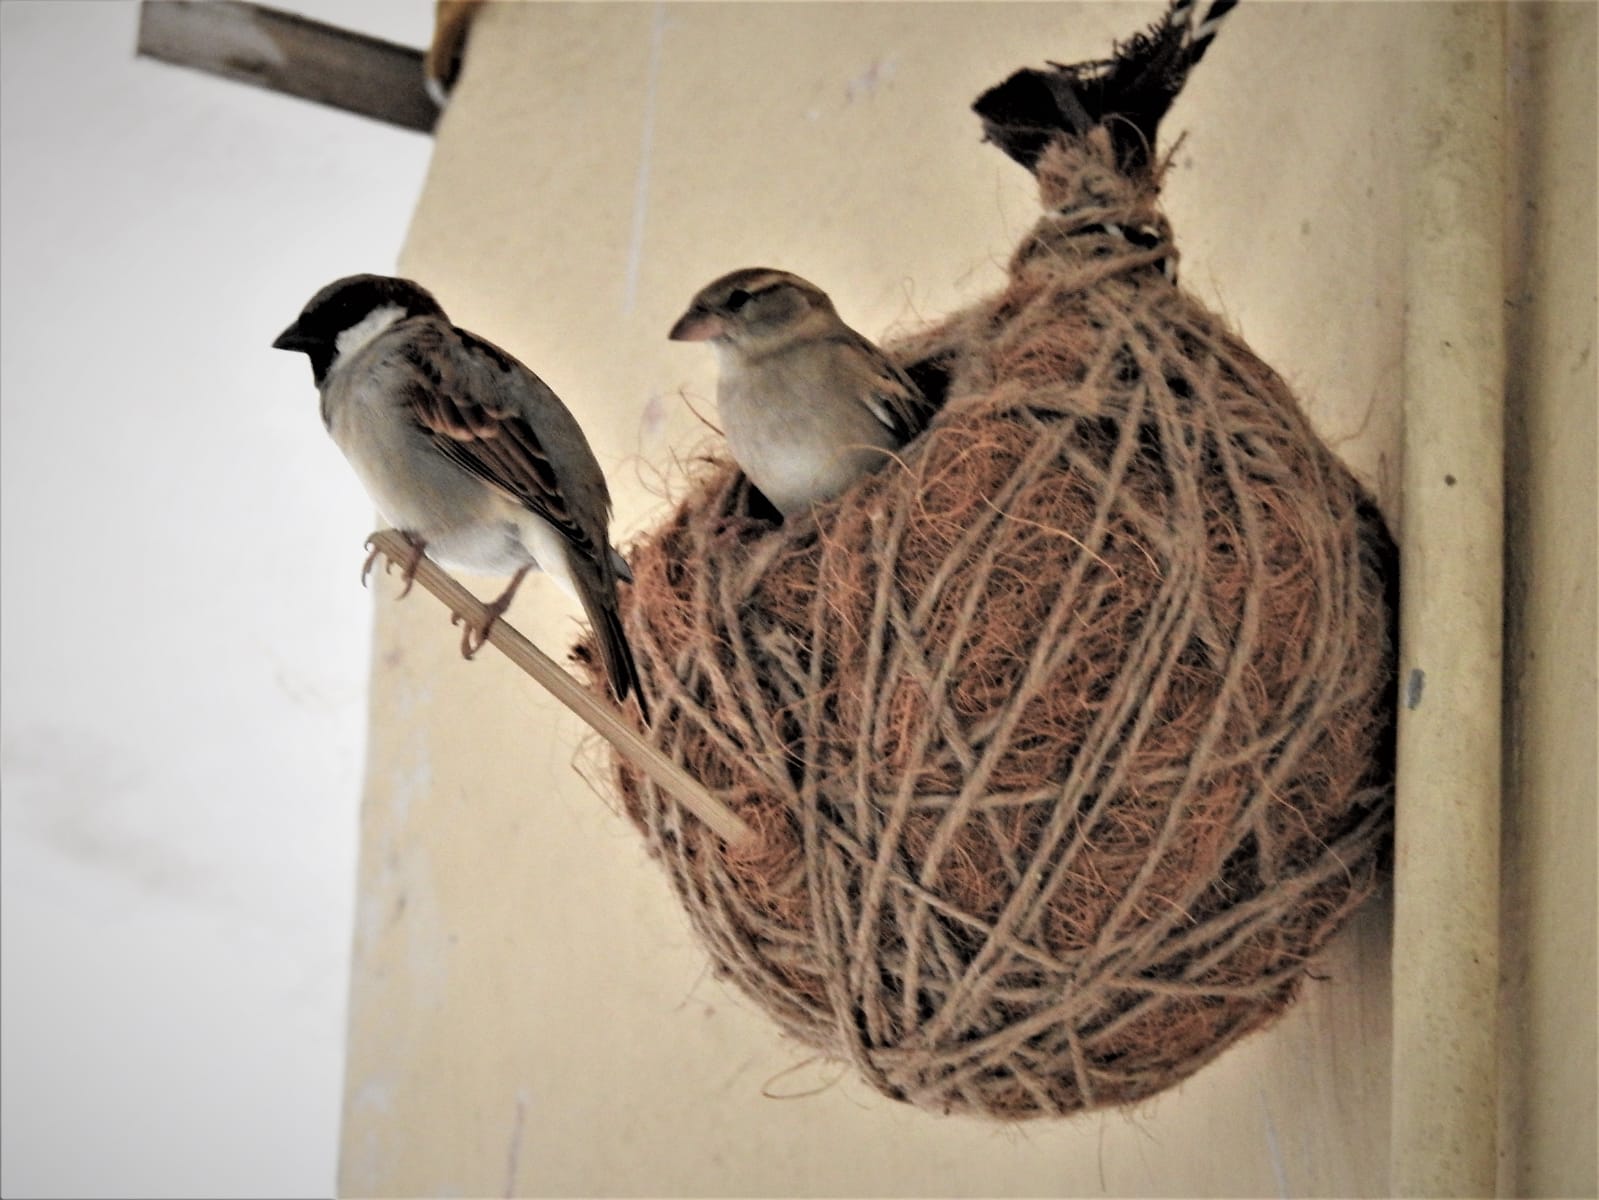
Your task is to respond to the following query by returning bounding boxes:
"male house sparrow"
[273,273,646,717]
[669,268,935,517]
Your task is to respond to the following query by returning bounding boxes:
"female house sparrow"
[273,273,647,718]
[669,268,935,517]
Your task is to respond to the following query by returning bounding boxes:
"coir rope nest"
[585,6,1396,1120]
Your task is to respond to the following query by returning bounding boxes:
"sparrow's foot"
[361,532,428,596]
[360,541,384,586]
[393,536,427,597]
[451,565,532,660]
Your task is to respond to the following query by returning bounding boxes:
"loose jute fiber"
[583,16,1396,1121]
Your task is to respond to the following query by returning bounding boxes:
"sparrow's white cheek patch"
[333,304,406,368]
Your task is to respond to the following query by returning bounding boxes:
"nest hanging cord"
[364,529,756,847]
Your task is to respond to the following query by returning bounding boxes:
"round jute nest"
[586,131,1396,1119]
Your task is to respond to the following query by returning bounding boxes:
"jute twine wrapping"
[589,133,1396,1118]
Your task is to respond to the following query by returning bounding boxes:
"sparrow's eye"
[725,289,752,313]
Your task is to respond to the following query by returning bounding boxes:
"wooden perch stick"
[365,530,756,848]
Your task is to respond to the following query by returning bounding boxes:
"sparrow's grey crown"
[669,267,831,345]
[274,274,446,384]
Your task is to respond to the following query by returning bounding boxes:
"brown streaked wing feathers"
[830,329,936,444]
[401,335,602,563]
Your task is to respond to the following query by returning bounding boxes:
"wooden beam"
[136,1,439,133]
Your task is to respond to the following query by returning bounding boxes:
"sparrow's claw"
[450,603,503,659]
[361,532,427,594]
[393,536,427,598]
[360,541,385,586]
[450,564,531,661]
[452,610,492,659]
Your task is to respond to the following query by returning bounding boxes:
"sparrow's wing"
[830,330,937,445]
[380,320,644,716]
[399,324,611,571]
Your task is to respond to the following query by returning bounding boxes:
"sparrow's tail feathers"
[579,580,650,724]
[972,0,1238,174]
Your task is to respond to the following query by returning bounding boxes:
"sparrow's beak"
[272,322,315,352]
[668,307,725,342]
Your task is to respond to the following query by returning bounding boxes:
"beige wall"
[337,3,1594,1195]
[1500,4,1598,1197]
